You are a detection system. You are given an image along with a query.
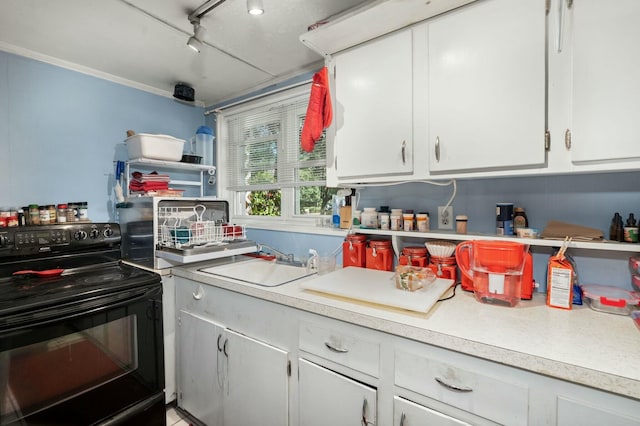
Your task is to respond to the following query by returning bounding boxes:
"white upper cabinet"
[333,28,415,181]
[427,0,547,174]
[568,0,640,165]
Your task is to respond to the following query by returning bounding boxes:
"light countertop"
[172,257,640,400]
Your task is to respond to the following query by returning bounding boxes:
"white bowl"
[425,240,456,258]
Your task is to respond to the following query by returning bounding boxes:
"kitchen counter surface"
[173,257,640,400]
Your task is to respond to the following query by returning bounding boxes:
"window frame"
[216,84,331,226]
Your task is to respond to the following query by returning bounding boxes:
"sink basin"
[199,258,315,287]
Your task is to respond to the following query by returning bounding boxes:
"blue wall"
[0,51,206,221]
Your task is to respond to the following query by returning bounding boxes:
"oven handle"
[0,284,162,334]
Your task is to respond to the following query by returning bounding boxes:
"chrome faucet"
[257,244,295,264]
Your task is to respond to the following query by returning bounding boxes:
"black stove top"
[0,223,161,324]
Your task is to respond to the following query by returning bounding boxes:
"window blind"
[224,92,327,192]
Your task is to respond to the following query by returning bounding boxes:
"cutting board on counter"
[300,267,454,313]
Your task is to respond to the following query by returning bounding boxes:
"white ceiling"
[0,0,368,106]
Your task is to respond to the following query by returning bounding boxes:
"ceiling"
[0,0,368,106]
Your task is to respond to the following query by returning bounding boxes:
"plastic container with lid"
[57,204,68,223]
[399,246,428,267]
[343,234,368,268]
[366,239,393,271]
[403,212,414,232]
[390,209,403,231]
[416,213,429,232]
[580,284,640,315]
[361,208,378,229]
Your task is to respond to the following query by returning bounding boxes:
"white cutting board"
[300,267,454,313]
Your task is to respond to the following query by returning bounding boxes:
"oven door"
[0,283,165,426]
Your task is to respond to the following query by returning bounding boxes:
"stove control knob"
[103,227,114,238]
[74,230,87,240]
[89,229,100,239]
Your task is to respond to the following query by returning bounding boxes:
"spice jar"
[29,204,40,225]
[78,202,89,221]
[399,246,428,267]
[39,205,50,224]
[379,213,390,230]
[67,203,77,222]
[366,239,393,271]
[57,204,68,223]
[342,234,368,268]
[48,205,57,224]
[416,213,429,232]
[390,209,403,231]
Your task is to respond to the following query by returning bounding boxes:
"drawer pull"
[324,341,349,353]
[435,377,473,393]
[400,412,406,426]
[192,285,204,300]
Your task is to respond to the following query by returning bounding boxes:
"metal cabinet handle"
[361,398,374,426]
[400,412,406,426]
[223,338,229,357]
[435,377,473,393]
[564,128,572,150]
[401,140,406,164]
[217,334,223,352]
[435,136,441,162]
[324,341,349,353]
[192,285,204,300]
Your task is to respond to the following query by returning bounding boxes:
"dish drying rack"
[157,204,247,250]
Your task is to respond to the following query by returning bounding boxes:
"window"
[217,86,337,223]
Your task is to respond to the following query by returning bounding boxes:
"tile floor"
[166,406,190,426]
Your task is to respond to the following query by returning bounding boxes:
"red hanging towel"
[301,67,333,153]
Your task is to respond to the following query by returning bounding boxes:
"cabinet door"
[334,29,413,180]
[224,329,289,426]
[394,396,471,426]
[570,0,640,164]
[428,0,546,173]
[299,358,377,426]
[177,310,225,426]
[557,396,640,426]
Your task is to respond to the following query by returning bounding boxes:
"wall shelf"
[125,159,216,197]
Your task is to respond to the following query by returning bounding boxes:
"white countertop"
[172,258,640,400]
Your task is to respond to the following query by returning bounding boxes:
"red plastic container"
[399,246,428,267]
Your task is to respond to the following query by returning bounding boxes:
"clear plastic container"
[581,284,640,315]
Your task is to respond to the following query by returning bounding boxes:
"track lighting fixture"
[247,0,264,15]
[187,18,206,53]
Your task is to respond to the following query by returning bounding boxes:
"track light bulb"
[247,0,264,15]
[187,20,206,53]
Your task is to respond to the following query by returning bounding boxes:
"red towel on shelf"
[129,171,170,192]
[301,67,333,153]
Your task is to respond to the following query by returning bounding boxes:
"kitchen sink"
[198,258,315,287]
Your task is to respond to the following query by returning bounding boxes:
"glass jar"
[78,202,89,221]
[48,205,57,224]
[67,203,77,222]
[29,204,40,225]
[366,239,393,271]
[342,234,368,268]
[399,246,428,267]
[57,204,68,223]
[39,205,50,224]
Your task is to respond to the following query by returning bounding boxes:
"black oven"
[0,223,165,426]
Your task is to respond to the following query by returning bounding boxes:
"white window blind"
[224,92,327,193]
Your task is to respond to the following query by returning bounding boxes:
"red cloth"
[301,67,333,153]
[129,170,170,192]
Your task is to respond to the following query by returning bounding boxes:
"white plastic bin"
[126,133,185,161]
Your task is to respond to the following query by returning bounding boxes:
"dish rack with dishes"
[157,204,246,249]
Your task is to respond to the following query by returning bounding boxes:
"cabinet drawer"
[299,320,380,377]
[395,349,528,425]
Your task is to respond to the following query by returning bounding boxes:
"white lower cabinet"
[393,396,470,426]
[298,358,377,426]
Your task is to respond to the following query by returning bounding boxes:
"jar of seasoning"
[39,205,51,224]
[342,234,368,268]
[399,246,428,267]
[403,212,414,232]
[78,202,89,221]
[416,213,429,232]
[7,209,18,227]
[513,207,528,235]
[66,203,77,222]
[366,239,393,271]
[361,208,378,229]
[390,209,403,231]
[18,207,26,226]
[48,205,57,224]
[29,204,40,225]
[57,204,68,223]
[456,215,468,234]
